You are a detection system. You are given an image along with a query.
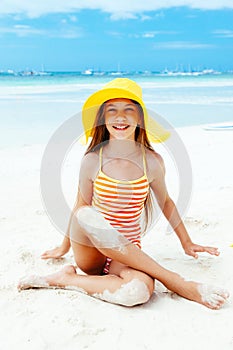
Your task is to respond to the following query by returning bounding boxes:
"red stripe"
[95,179,148,189]
[92,170,149,243]
[97,175,148,185]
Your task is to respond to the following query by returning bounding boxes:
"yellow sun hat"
[81,78,170,144]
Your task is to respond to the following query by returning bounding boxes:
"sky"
[0,1,233,72]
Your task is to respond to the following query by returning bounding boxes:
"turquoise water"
[1,72,233,86]
[0,73,233,147]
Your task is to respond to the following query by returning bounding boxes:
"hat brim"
[81,87,170,144]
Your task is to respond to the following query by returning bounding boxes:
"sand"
[0,126,232,350]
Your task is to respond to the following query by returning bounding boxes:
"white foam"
[92,278,150,307]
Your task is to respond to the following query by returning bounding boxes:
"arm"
[41,153,96,259]
[148,152,219,258]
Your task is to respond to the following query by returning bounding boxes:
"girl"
[18,78,229,309]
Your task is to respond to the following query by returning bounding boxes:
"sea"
[0,72,233,148]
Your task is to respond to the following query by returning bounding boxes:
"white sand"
[0,126,233,350]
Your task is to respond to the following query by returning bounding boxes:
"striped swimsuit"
[92,146,150,274]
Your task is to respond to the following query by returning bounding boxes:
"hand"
[183,242,220,259]
[41,246,68,260]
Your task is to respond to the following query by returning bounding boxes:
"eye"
[107,108,116,112]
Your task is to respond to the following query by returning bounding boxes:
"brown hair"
[85,99,156,234]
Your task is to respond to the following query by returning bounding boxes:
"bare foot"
[17,265,77,291]
[182,281,229,309]
[197,284,230,309]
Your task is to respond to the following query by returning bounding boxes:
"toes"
[214,295,227,304]
[206,303,220,310]
[221,290,230,299]
[208,293,228,308]
[17,283,24,291]
[17,276,31,290]
[206,297,225,310]
[198,284,230,309]
[17,275,49,291]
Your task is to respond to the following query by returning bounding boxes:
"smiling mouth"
[112,125,129,130]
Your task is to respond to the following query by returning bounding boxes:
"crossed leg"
[18,206,229,309]
[18,260,154,307]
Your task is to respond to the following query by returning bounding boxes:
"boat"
[82,69,93,75]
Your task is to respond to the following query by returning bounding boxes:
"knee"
[97,278,152,307]
[122,278,152,306]
[70,207,93,246]
[75,206,96,231]
[121,269,155,300]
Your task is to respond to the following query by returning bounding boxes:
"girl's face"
[104,98,140,141]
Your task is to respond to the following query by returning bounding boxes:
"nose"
[115,109,127,120]
[115,115,126,121]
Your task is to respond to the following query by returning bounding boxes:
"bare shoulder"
[81,151,99,165]
[80,151,99,181]
[145,148,164,168]
[145,148,165,182]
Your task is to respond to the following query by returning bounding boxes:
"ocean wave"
[0,78,233,106]
[0,77,233,96]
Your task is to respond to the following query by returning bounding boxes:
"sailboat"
[82,69,93,75]
[109,63,124,76]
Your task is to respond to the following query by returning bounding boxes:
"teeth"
[113,125,128,130]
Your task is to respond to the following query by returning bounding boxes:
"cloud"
[0,1,232,18]
[108,30,179,39]
[0,24,83,38]
[109,12,137,21]
[143,33,155,38]
[213,30,233,38]
[0,25,45,37]
[14,24,31,29]
[153,41,216,49]
[142,31,179,38]
[140,14,152,21]
[69,15,77,22]
[154,12,165,18]
[61,15,78,25]
[107,31,124,38]
[57,29,82,38]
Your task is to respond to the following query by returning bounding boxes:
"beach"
[0,76,233,349]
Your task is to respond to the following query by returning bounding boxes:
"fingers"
[40,248,58,259]
[192,245,220,256]
[41,251,51,259]
[186,245,220,259]
[202,246,220,256]
[40,247,65,260]
[186,250,198,259]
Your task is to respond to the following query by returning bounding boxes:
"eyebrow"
[105,103,135,107]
